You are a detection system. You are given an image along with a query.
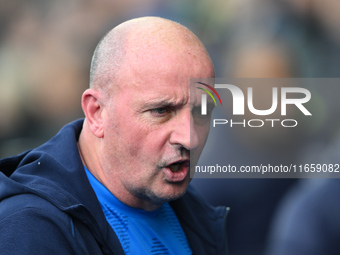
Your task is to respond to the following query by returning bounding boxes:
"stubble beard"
[130,180,189,207]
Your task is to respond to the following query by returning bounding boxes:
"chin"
[158,181,189,202]
[136,182,189,206]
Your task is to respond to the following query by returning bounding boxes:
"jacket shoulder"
[171,184,229,255]
[0,193,84,254]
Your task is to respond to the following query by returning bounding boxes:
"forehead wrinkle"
[145,98,188,108]
[138,91,189,106]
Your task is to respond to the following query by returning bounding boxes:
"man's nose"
[169,112,199,151]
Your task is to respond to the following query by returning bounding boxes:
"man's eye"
[150,107,169,115]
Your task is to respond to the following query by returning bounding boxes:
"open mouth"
[168,160,189,173]
[162,160,190,182]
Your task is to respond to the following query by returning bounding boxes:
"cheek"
[201,125,210,143]
[128,133,143,157]
[123,122,152,158]
[128,127,170,159]
[196,125,210,152]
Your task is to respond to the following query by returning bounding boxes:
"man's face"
[101,46,214,209]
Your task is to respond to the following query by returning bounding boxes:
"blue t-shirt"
[84,167,192,255]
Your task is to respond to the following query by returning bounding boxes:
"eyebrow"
[142,98,187,109]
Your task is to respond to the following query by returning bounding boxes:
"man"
[0,17,228,254]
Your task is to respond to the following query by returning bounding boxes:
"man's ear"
[81,89,104,138]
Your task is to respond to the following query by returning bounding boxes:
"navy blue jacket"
[0,119,228,255]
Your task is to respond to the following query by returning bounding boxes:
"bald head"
[89,17,214,92]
